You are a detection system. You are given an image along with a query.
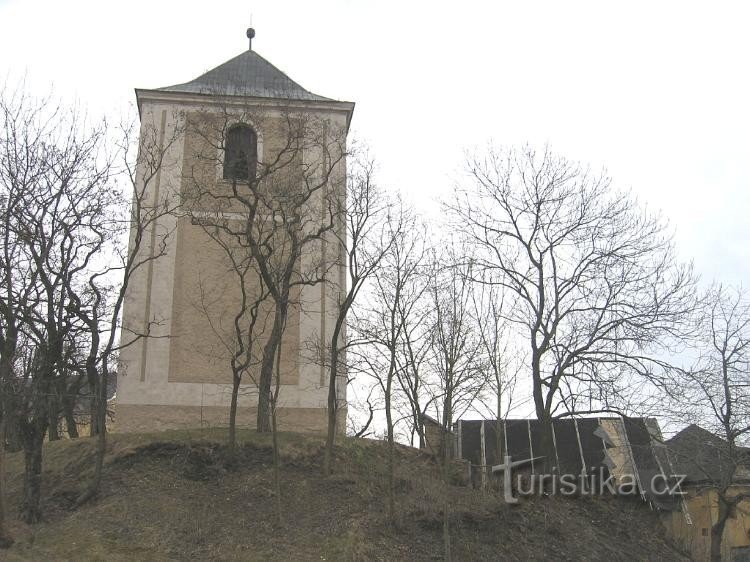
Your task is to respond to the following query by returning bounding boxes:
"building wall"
[423,419,443,456]
[115,95,350,433]
[114,404,339,434]
[662,487,750,561]
[422,418,457,458]
[166,215,302,387]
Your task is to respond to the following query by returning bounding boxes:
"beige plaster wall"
[662,487,750,561]
[116,95,350,433]
[167,215,301,386]
[113,403,331,434]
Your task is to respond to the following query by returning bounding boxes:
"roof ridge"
[667,424,720,443]
[247,50,318,97]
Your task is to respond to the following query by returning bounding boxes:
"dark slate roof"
[456,417,682,510]
[157,50,333,101]
[457,418,613,474]
[666,424,750,484]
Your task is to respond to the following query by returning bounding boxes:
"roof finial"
[246,27,256,50]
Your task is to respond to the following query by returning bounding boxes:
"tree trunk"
[62,396,79,439]
[385,379,395,524]
[323,336,340,476]
[417,417,425,449]
[59,379,81,439]
[495,420,504,465]
[412,399,425,450]
[256,391,272,433]
[89,394,101,436]
[90,400,107,498]
[20,423,46,523]
[86,357,102,437]
[257,303,287,433]
[228,374,241,456]
[47,424,59,441]
[0,416,14,547]
[271,337,285,527]
[229,373,241,457]
[442,491,451,561]
[531,356,555,473]
[442,424,452,562]
[2,412,22,453]
[47,400,60,442]
[271,402,282,526]
[495,392,504,465]
[537,413,555,475]
[710,499,730,562]
[77,374,108,506]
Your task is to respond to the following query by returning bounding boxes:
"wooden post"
[480,420,487,490]
[527,420,535,474]
[456,420,463,459]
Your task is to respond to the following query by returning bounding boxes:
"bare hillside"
[2,430,687,561]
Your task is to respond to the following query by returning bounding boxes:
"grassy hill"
[1,429,686,561]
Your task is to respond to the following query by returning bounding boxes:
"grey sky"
[1,0,747,286]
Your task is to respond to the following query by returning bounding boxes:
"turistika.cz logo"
[492,455,686,504]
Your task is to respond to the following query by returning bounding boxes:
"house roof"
[156,49,334,102]
[455,417,681,510]
[456,418,616,474]
[420,413,443,427]
[666,424,750,484]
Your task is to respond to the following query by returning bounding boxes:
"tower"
[115,30,354,433]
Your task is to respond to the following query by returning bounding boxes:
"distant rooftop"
[666,424,750,483]
[156,48,333,102]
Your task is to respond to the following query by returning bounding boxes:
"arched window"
[223,124,257,181]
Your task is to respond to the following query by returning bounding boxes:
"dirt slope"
[2,429,687,561]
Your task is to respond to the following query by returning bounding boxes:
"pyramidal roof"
[157,49,333,102]
[666,424,750,483]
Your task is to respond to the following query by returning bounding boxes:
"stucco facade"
[662,487,750,561]
[114,45,354,434]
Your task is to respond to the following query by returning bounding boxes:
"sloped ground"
[2,429,687,561]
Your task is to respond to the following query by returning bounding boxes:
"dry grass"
[1,429,688,561]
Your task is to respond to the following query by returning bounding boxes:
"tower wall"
[115,93,351,434]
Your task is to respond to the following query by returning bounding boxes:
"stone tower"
[115,31,354,433]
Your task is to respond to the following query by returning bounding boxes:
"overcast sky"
[1,0,748,287]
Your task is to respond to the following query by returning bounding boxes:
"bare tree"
[423,246,486,562]
[71,116,181,505]
[665,285,750,562]
[357,201,424,523]
[394,276,431,448]
[182,109,348,434]
[0,86,36,542]
[0,86,121,521]
[322,154,394,475]
[471,279,520,463]
[189,215,270,456]
[57,343,86,439]
[346,378,380,438]
[0,81,182,520]
[427,248,487,437]
[449,146,695,468]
